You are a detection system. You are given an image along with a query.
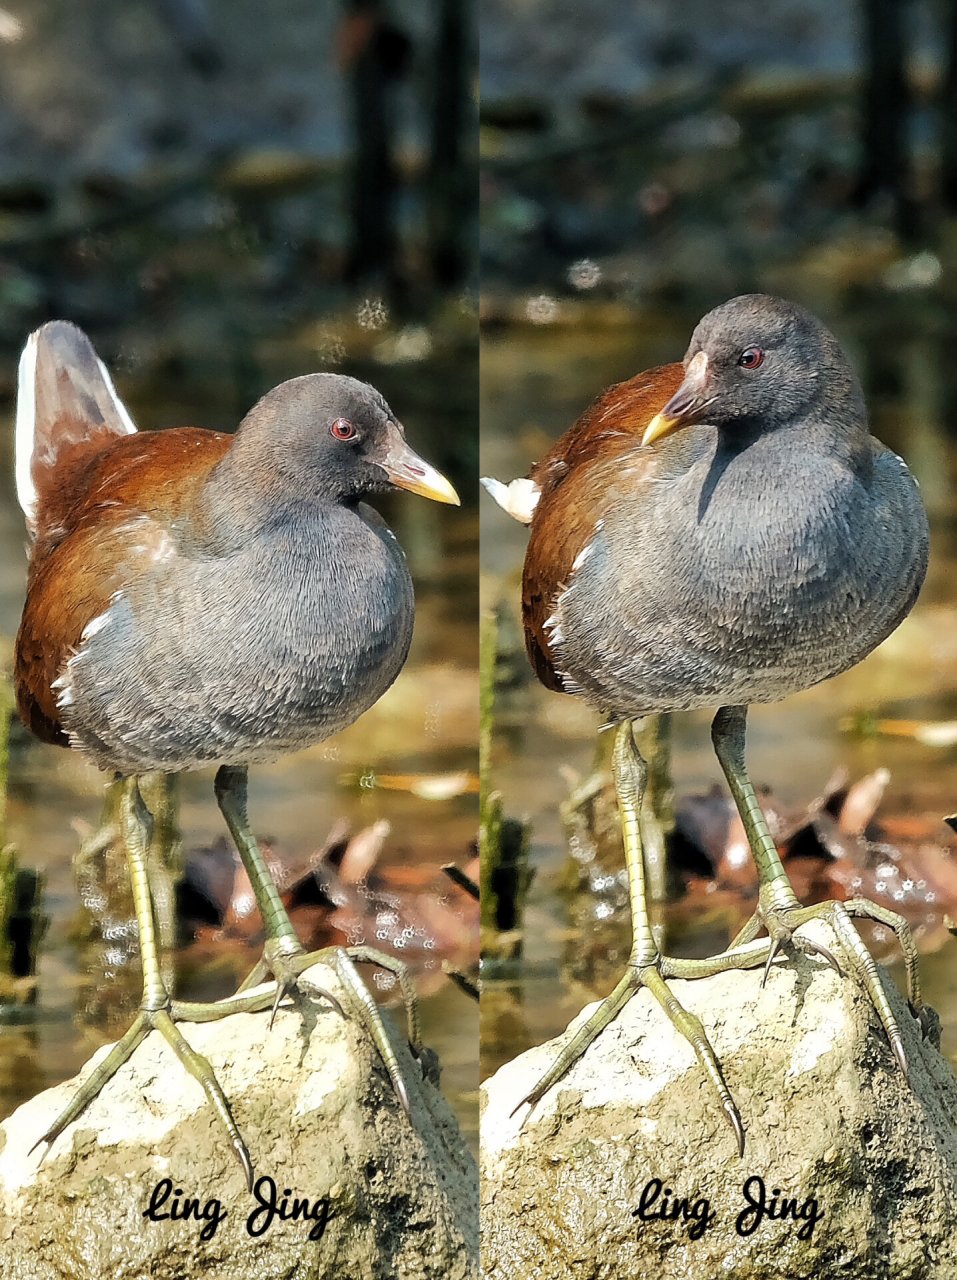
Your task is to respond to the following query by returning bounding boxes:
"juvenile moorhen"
[15,321,459,1185]
[485,294,929,1151]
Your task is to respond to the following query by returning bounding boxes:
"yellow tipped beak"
[641,350,711,448]
[641,411,680,448]
[379,423,460,505]
[391,460,460,505]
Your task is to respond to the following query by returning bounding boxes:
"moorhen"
[14,320,459,1185]
[484,294,929,1151]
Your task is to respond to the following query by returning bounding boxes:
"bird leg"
[32,777,255,1190]
[212,764,421,1114]
[710,704,927,1075]
[512,720,764,1155]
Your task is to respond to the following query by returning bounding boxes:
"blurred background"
[480,0,957,1088]
[0,1,478,1154]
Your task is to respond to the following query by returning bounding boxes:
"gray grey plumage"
[59,497,414,773]
[545,295,929,719]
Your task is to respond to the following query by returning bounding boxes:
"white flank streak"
[95,356,137,434]
[14,332,38,523]
[544,612,563,644]
[572,541,593,571]
[52,666,74,710]
[80,611,110,641]
[480,475,540,524]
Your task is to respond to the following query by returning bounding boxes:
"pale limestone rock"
[481,922,957,1280]
[0,961,478,1280]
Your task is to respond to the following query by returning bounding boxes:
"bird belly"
[548,470,928,719]
[56,525,415,775]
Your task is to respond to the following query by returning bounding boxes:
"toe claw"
[393,1073,411,1120]
[726,1101,745,1158]
[235,1139,255,1194]
[267,981,292,1031]
[299,982,346,1019]
[800,938,844,977]
[891,1037,908,1079]
[761,938,782,988]
[28,1135,50,1161]
[509,1092,535,1120]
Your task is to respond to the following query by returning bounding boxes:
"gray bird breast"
[548,427,929,720]
[57,503,415,774]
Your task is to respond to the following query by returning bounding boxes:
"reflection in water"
[0,335,479,1155]
[481,302,957,1086]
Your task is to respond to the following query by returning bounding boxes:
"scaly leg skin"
[513,720,764,1156]
[32,777,257,1190]
[711,704,929,1077]
[213,765,423,1115]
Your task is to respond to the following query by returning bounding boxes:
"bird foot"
[234,941,430,1114]
[729,890,927,1077]
[510,959,745,1157]
[30,1003,253,1191]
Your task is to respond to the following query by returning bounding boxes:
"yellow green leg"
[711,705,927,1075]
[213,764,421,1115]
[32,777,254,1190]
[512,721,750,1155]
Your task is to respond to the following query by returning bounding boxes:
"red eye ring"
[330,418,357,441]
[738,347,764,369]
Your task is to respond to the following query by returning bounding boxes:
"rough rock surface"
[481,921,957,1280]
[0,961,478,1280]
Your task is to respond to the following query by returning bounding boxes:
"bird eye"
[737,347,764,369]
[330,418,357,441]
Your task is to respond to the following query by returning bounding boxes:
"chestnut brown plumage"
[521,362,683,691]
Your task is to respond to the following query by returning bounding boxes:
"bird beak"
[378,423,460,505]
[642,351,712,447]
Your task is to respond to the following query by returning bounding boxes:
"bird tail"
[15,321,137,534]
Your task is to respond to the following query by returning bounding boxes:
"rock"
[0,961,478,1280]
[480,920,957,1280]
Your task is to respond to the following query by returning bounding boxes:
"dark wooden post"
[856,0,917,239]
[427,0,475,287]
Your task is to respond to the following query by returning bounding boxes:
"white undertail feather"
[14,331,38,522]
[94,355,137,436]
[480,475,540,524]
[14,324,138,529]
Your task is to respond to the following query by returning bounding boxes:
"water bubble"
[567,258,601,291]
[0,12,25,42]
[377,325,432,363]
[314,326,346,366]
[525,294,559,325]
[357,297,389,330]
[883,251,943,292]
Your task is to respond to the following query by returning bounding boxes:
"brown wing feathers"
[521,362,684,691]
[13,321,231,747]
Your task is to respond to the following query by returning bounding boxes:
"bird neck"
[199,433,352,545]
